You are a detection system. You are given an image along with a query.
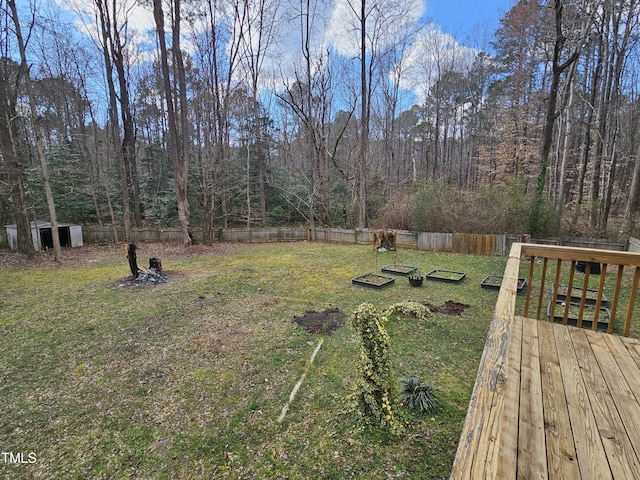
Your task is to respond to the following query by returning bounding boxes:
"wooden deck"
[451,243,640,479]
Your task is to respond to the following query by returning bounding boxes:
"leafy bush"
[350,303,402,434]
[385,301,430,320]
[528,197,561,238]
[410,178,538,234]
[373,191,413,230]
[410,179,455,233]
[401,377,437,414]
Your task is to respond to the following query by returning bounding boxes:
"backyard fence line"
[529,236,626,251]
[1,225,629,257]
[80,225,511,255]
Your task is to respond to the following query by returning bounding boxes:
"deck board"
[517,319,547,479]
[554,322,611,480]
[451,315,640,479]
[569,328,640,479]
[537,321,579,479]
[495,315,522,479]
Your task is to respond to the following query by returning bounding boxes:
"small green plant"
[385,301,430,319]
[401,377,437,414]
[408,269,422,280]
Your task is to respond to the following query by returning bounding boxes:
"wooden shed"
[5,221,83,252]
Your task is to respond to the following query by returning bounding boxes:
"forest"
[2,0,640,256]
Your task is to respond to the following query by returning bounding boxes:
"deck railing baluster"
[537,258,548,321]
[525,256,535,318]
[549,259,562,323]
[608,266,625,334]
[577,268,591,329]
[563,261,577,325]
[592,264,608,330]
[624,267,640,337]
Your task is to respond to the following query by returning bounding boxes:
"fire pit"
[117,244,168,287]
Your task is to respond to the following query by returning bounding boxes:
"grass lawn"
[0,242,508,479]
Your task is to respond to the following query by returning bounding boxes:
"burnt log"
[149,257,162,273]
[125,243,140,278]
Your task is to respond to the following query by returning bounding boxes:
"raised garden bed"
[480,274,527,294]
[381,264,419,276]
[547,301,610,331]
[576,261,601,274]
[551,284,608,307]
[425,269,466,284]
[352,273,395,289]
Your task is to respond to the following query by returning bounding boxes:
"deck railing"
[450,243,640,479]
[516,243,640,336]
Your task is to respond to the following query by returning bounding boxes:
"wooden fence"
[530,236,626,250]
[1,224,630,257]
[629,236,640,253]
[81,226,511,256]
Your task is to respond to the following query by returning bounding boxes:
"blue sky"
[426,0,511,39]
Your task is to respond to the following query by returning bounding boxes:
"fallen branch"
[277,339,324,424]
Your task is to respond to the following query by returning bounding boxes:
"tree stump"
[373,229,396,251]
[149,257,162,273]
[373,230,384,250]
[384,230,397,251]
[125,243,140,278]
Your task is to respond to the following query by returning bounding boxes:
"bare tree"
[153,0,191,244]
[332,0,422,227]
[7,0,62,260]
[0,54,33,255]
[275,0,340,229]
[530,0,589,234]
[235,0,280,226]
[94,0,134,239]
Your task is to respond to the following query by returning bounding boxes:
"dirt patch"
[293,308,345,334]
[424,300,470,316]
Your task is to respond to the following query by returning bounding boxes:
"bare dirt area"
[424,300,470,316]
[293,307,346,334]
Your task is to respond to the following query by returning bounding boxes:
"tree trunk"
[621,142,640,237]
[95,0,131,240]
[8,0,62,261]
[153,0,191,244]
[557,63,577,215]
[0,77,33,255]
[356,0,368,228]
[172,0,192,243]
[532,0,579,234]
[111,29,143,227]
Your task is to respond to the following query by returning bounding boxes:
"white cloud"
[400,23,478,102]
[59,0,155,50]
[325,0,425,57]
[51,0,479,107]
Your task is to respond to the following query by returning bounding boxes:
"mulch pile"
[293,308,345,334]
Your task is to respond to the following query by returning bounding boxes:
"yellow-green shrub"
[350,303,402,434]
